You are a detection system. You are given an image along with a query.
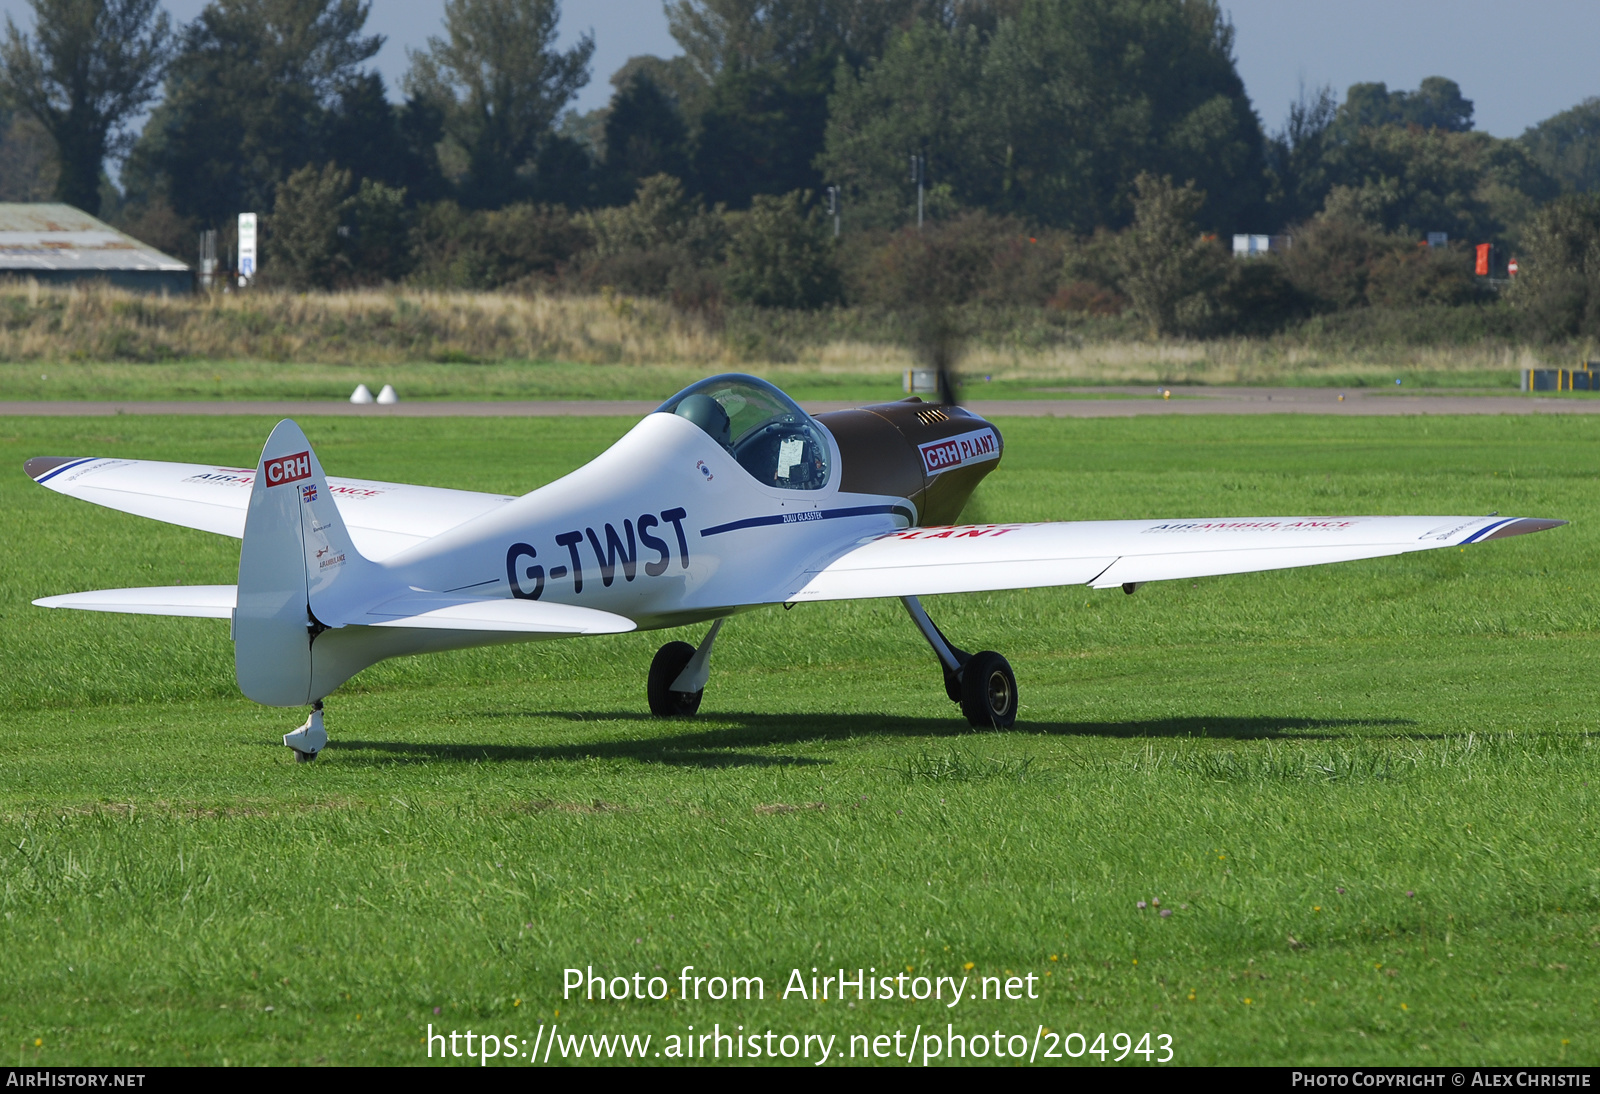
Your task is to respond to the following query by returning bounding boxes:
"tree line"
[4,0,1600,339]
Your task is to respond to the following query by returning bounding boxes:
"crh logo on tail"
[264,451,311,486]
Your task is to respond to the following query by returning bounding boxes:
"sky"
[2,0,1599,136]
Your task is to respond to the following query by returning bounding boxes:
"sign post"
[238,213,257,286]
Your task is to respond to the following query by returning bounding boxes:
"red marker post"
[1509,257,1520,277]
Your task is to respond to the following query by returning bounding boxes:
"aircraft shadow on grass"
[331,712,1417,770]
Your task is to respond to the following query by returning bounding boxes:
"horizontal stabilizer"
[363,595,635,635]
[33,585,236,619]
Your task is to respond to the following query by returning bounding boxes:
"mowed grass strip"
[0,413,1596,1067]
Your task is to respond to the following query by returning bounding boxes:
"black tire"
[959,651,1017,729]
[647,641,703,717]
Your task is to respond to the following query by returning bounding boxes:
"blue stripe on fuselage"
[700,504,914,537]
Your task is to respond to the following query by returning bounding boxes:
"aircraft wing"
[24,455,517,561]
[790,515,1565,601]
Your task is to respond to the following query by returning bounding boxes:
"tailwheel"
[647,641,703,717]
[284,700,328,762]
[959,651,1017,729]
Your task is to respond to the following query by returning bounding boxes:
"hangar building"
[0,203,190,294]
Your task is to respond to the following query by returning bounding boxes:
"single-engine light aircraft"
[27,374,1564,761]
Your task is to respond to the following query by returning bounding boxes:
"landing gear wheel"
[648,641,703,717]
[284,701,327,762]
[959,651,1017,729]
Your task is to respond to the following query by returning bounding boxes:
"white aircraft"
[27,373,1563,761]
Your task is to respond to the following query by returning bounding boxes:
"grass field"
[1,412,1597,1067]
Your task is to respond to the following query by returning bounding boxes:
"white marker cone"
[376,384,399,405]
[349,383,374,404]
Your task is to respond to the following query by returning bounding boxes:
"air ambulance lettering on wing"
[918,428,1000,475]
[1142,519,1360,534]
[507,507,691,600]
[263,451,311,487]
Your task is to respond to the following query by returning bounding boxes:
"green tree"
[0,0,171,214]
[1313,126,1556,247]
[1508,193,1600,339]
[599,72,688,202]
[321,73,448,205]
[126,0,380,227]
[270,161,351,289]
[406,0,593,209]
[664,0,935,208]
[1113,173,1221,337]
[820,20,986,228]
[270,162,412,288]
[666,0,931,88]
[345,177,412,282]
[1335,76,1473,135]
[409,200,590,289]
[822,0,1269,233]
[724,188,840,307]
[576,172,727,296]
[1265,83,1338,226]
[1521,98,1600,194]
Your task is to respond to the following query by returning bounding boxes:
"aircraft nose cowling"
[816,400,1003,526]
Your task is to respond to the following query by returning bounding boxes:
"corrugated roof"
[0,203,187,272]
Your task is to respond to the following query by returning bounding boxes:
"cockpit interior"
[655,374,831,490]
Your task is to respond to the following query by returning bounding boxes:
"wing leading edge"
[790,515,1565,601]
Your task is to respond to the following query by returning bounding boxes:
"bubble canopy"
[655,373,831,490]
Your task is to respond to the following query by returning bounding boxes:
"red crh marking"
[263,451,311,486]
[886,525,1020,541]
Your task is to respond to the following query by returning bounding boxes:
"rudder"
[234,420,384,706]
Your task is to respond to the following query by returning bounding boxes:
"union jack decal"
[301,483,318,503]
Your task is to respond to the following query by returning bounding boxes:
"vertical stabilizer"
[234,420,384,706]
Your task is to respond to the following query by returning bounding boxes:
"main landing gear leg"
[284,699,328,763]
[900,596,1018,729]
[648,618,724,717]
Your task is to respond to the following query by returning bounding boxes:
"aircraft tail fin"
[234,420,388,706]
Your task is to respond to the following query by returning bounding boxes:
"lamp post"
[909,153,925,230]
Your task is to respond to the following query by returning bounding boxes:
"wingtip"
[24,456,86,481]
[1481,518,1567,541]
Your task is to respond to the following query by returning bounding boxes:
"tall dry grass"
[0,280,1576,386]
[0,283,732,367]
